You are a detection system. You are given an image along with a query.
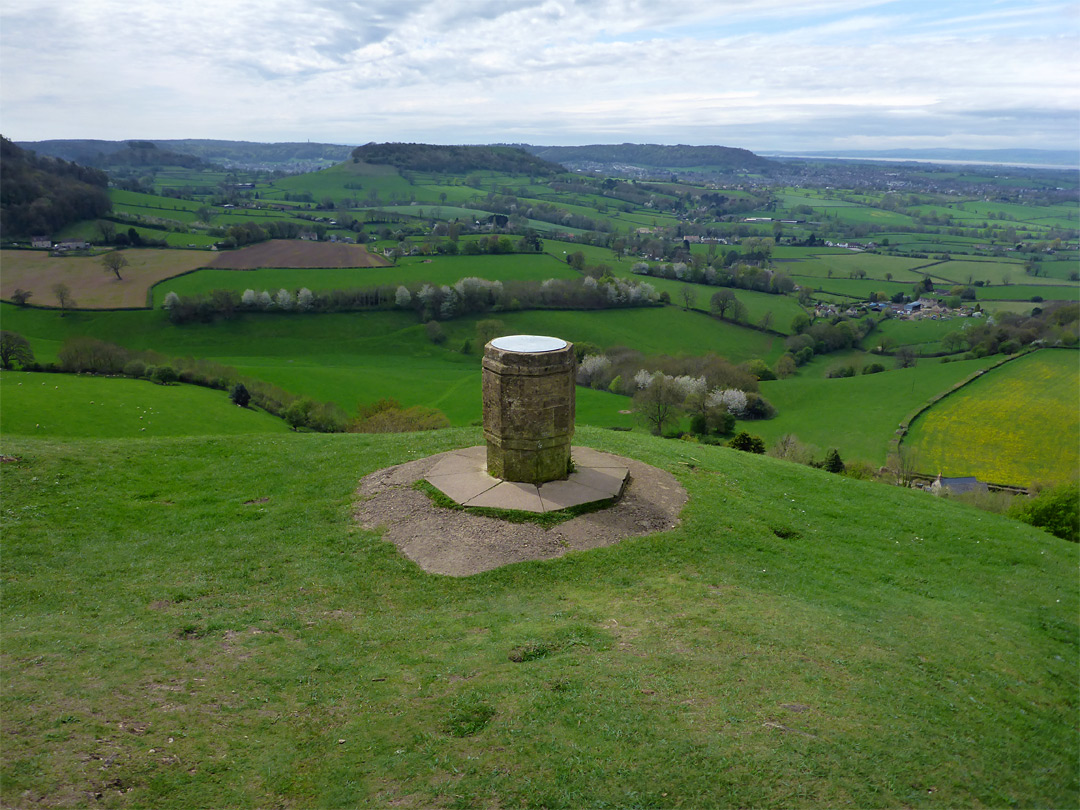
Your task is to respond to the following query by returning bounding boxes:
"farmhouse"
[298,231,319,241]
[55,240,89,251]
[31,236,51,248]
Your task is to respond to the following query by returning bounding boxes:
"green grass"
[776,253,932,282]
[0,371,290,438]
[1,427,1075,808]
[931,259,1066,287]
[865,317,968,351]
[0,306,643,428]
[973,284,1079,301]
[458,307,786,363]
[751,356,1003,465]
[904,349,1080,486]
[150,254,579,306]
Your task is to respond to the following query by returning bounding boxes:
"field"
[0,249,208,309]
[0,372,289,438]
[1,427,1075,808]
[151,254,580,307]
[751,357,1004,465]
[3,305,708,426]
[864,317,967,352]
[207,240,390,270]
[904,349,1080,486]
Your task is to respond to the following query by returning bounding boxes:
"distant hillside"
[764,148,1080,168]
[351,143,564,175]
[16,139,208,169]
[160,140,353,167]
[17,139,353,170]
[0,136,111,238]
[521,143,774,173]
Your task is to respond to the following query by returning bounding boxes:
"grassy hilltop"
[2,143,1077,804]
[1,426,1076,808]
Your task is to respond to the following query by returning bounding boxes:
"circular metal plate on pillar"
[490,335,567,353]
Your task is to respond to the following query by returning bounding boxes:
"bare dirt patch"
[0,249,208,309]
[355,448,687,576]
[208,239,390,269]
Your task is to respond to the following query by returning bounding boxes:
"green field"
[2,303,769,426]
[776,253,932,282]
[904,349,1080,486]
[150,254,580,306]
[752,356,1002,465]
[973,284,1078,301]
[931,259,1065,287]
[0,371,290,438]
[865,317,969,352]
[2,427,1075,808]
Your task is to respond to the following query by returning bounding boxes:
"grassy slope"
[150,253,580,306]
[1,427,1075,808]
[752,357,1002,465]
[0,371,290,437]
[904,349,1080,486]
[1,303,782,422]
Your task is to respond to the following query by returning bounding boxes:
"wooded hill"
[16,139,354,169]
[522,143,775,172]
[350,142,564,175]
[0,137,111,238]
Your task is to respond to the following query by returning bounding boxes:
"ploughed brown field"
[208,240,391,269]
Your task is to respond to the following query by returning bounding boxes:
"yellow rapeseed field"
[906,349,1079,486]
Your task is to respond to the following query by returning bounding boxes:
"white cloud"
[1,0,1076,151]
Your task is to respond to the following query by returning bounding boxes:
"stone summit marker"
[359,333,689,572]
[482,335,576,485]
[420,333,632,514]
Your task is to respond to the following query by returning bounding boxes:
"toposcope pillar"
[483,335,576,485]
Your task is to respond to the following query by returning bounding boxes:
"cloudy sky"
[2,0,1078,152]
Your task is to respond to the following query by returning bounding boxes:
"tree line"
[0,137,111,237]
[161,275,662,324]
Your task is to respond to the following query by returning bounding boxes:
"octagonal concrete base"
[424,445,629,513]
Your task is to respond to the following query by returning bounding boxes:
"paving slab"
[536,479,610,511]
[449,445,488,461]
[427,453,484,479]
[423,446,633,514]
[425,472,499,504]
[568,465,629,497]
[571,446,628,469]
[465,480,545,512]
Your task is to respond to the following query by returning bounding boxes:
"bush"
[425,321,447,345]
[862,362,885,375]
[742,392,776,420]
[729,432,765,454]
[822,448,845,473]
[58,336,130,374]
[150,365,178,385]
[1008,482,1079,542]
[123,359,147,378]
[743,358,776,381]
[229,382,251,407]
[352,402,450,433]
[0,331,35,370]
